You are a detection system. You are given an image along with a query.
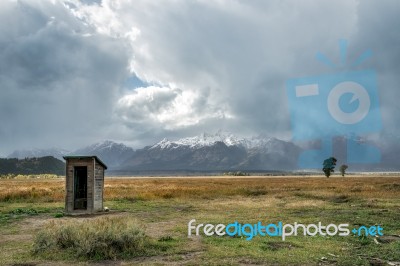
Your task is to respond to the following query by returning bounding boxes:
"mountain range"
[120,133,301,172]
[6,132,400,172]
[6,132,300,172]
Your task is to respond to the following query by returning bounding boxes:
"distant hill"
[8,141,135,170]
[0,156,65,175]
[7,148,69,161]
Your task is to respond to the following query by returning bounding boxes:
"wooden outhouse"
[63,156,107,215]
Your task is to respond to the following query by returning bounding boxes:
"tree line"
[0,156,65,175]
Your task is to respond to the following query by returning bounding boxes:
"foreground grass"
[0,175,399,265]
[33,216,148,260]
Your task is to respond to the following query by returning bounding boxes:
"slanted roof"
[63,156,108,170]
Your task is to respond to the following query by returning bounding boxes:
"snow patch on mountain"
[149,132,292,151]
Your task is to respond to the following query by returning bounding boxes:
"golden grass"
[0,179,65,202]
[104,176,400,201]
[0,176,399,203]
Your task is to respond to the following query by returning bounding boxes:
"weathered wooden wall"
[65,157,105,214]
[93,160,104,212]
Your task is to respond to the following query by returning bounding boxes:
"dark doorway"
[74,166,87,210]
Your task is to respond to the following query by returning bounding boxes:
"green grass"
[0,205,64,226]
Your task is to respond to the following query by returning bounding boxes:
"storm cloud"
[0,0,399,155]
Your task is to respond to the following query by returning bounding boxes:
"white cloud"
[116,85,230,130]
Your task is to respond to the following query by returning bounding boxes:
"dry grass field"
[0,175,399,265]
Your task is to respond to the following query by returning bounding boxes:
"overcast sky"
[1,0,399,155]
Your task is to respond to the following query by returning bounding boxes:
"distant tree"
[322,157,337,178]
[339,164,348,177]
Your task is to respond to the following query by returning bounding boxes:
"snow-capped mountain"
[7,132,400,172]
[6,134,302,172]
[149,131,291,150]
[120,132,302,171]
[72,140,135,168]
[7,148,69,161]
[150,132,252,149]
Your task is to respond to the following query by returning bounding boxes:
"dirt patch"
[145,220,179,238]
[375,235,400,244]
[124,251,205,266]
[0,234,32,244]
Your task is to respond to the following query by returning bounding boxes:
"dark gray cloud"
[353,0,400,137]
[0,0,130,155]
[0,0,399,155]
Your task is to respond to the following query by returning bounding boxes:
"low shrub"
[10,208,38,215]
[54,213,64,218]
[33,216,148,260]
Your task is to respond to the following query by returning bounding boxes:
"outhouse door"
[74,166,88,210]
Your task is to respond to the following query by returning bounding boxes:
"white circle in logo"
[327,81,370,124]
